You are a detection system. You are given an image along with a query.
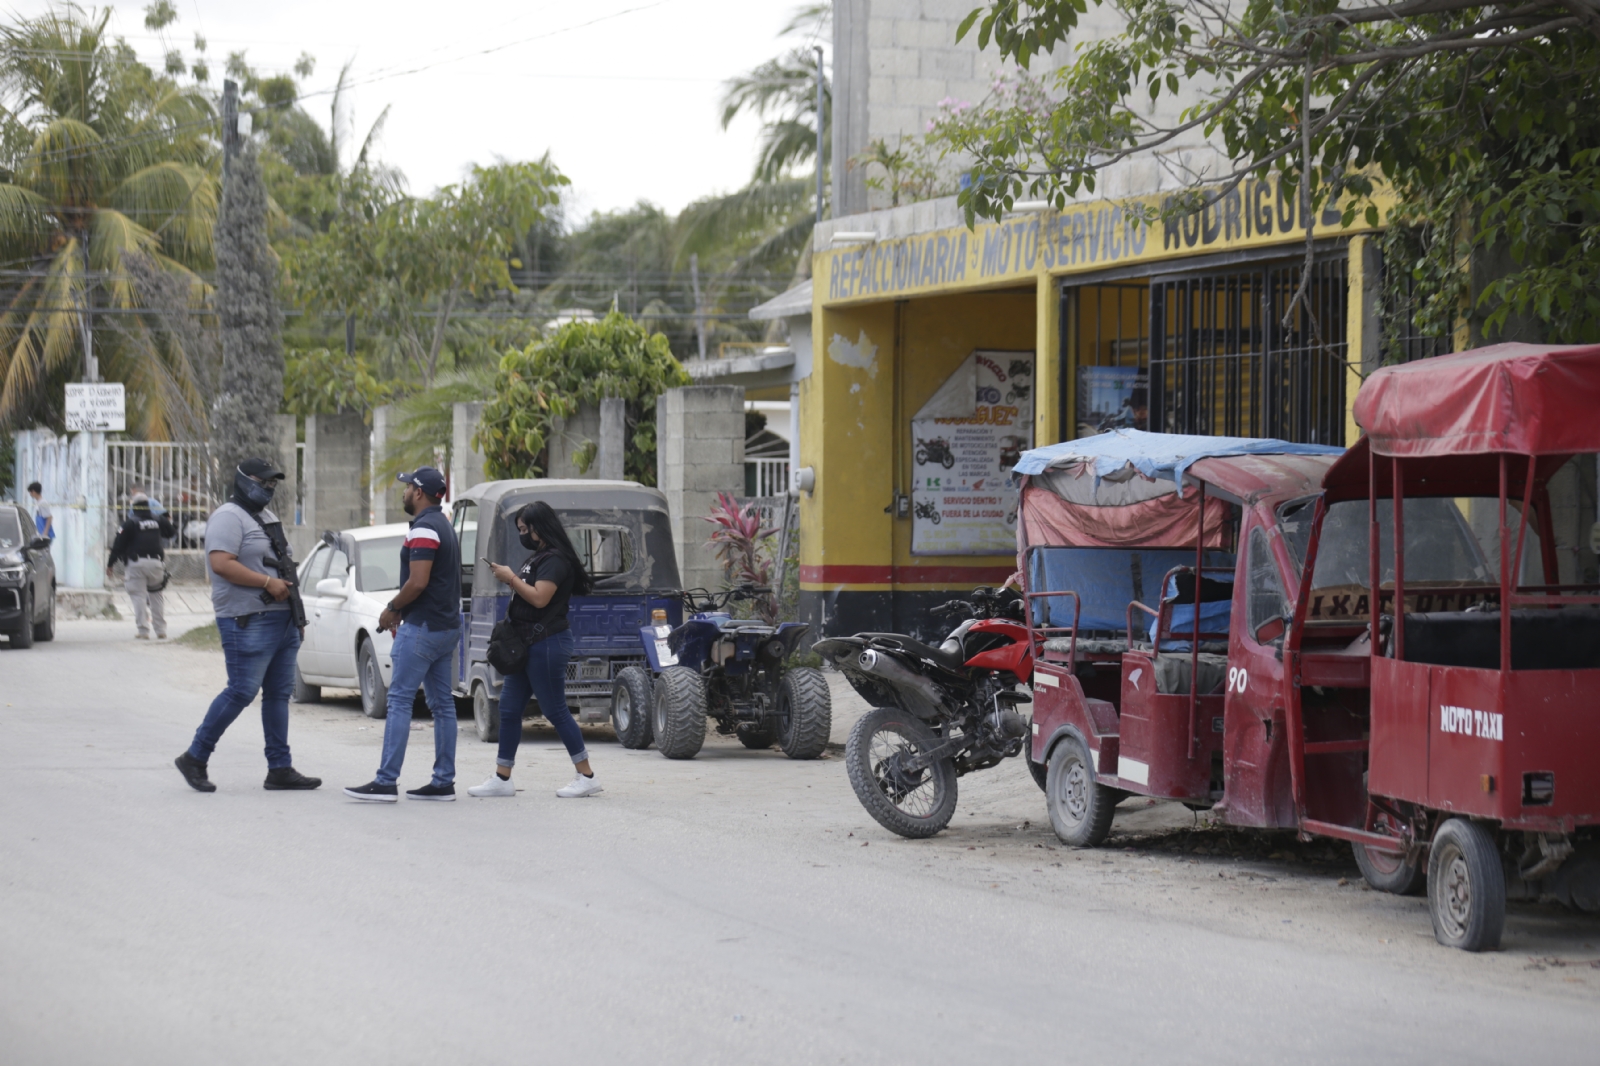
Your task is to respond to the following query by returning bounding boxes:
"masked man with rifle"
[174,457,321,793]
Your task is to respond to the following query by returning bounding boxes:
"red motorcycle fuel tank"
[963,619,1033,676]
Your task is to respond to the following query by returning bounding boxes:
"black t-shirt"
[508,551,575,627]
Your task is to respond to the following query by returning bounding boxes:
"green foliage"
[938,0,1600,345]
[0,7,218,437]
[718,6,831,183]
[703,491,779,624]
[474,312,689,485]
[289,158,567,385]
[378,366,497,483]
[282,347,391,416]
[853,137,948,208]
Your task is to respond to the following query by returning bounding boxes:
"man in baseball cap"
[345,466,463,802]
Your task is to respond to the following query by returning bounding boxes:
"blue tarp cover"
[1028,547,1234,632]
[1013,429,1344,488]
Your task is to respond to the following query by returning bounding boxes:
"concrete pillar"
[597,397,626,481]
[547,404,602,479]
[656,385,745,593]
[272,414,313,558]
[832,0,871,218]
[304,411,370,534]
[371,404,394,525]
[451,402,488,496]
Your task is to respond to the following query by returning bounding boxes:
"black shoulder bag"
[487,551,568,674]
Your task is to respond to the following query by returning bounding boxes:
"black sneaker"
[174,752,216,793]
[343,781,399,802]
[405,782,456,801]
[264,767,322,791]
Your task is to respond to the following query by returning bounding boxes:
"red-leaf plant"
[703,491,779,624]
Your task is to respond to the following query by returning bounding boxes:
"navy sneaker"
[405,782,456,801]
[343,781,398,802]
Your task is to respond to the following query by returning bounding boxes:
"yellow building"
[792,179,1387,638]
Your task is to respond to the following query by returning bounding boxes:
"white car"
[293,523,437,718]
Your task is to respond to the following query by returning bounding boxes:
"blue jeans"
[376,622,462,787]
[497,629,586,767]
[188,611,300,769]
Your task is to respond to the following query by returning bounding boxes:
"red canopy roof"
[1354,343,1600,458]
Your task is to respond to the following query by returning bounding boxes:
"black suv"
[0,501,55,647]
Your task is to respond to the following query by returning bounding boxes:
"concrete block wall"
[371,404,394,526]
[656,386,746,593]
[451,402,489,496]
[833,0,1222,216]
[546,404,602,480]
[304,411,369,536]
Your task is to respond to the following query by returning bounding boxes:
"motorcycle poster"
[910,350,1034,555]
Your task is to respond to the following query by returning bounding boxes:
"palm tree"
[718,4,831,183]
[0,8,218,438]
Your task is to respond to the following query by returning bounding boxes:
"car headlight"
[0,551,22,567]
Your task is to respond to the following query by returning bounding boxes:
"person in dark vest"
[108,493,175,639]
[344,467,463,802]
[467,500,602,799]
[173,458,321,793]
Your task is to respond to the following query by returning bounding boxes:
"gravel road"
[2,611,1597,1064]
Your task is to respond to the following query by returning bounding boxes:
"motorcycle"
[913,498,942,525]
[815,587,1036,838]
[915,436,956,469]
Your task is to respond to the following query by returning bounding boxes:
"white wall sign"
[911,350,1034,555]
[64,383,125,432]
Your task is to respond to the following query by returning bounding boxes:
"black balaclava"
[232,467,276,513]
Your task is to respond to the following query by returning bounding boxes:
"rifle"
[252,514,308,630]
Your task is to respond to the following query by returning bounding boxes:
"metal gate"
[105,442,218,549]
[1148,254,1349,445]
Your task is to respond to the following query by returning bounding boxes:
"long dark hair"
[517,501,593,595]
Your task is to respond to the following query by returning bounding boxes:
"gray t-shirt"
[205,502,289,618]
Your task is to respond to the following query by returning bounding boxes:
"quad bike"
[915,437,956,469]
[816,587,1036,838]
[613,585,832,761]
[913,498,942,525]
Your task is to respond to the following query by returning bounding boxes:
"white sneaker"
[467,773,515,798]
[556,773,603,798]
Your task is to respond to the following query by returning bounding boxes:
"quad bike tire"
[845,706,958,838]
[1354,841,1425,896]
[33,588,54,642]
[652,666,707,759]
[611,665,655,749]
[776,667,832,760]
[1046,735,1117,847]
[1428,818,1506,952]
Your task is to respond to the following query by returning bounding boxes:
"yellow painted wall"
[800,300,897,588]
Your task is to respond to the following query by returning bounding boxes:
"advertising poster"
[1076,365,1147,438]
[911,350,1034,555]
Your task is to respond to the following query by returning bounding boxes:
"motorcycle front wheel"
[915,448,928,465]
[845,707,958,838]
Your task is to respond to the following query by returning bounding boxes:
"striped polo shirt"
[398,504,461,630]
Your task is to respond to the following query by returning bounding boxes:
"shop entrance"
[1063,251,1349,446]
[1149,254,1348,444]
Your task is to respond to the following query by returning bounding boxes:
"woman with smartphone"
[467,500,601,798]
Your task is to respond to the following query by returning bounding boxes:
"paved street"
[4,612,1598,1065]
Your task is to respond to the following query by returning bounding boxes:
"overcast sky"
[15,1,821,222]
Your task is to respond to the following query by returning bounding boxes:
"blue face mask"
[233,468,276,512]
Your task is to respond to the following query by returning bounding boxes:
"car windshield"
[0,508,22,549]
[355,536,405,592]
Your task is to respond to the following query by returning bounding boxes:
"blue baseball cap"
[397,466,447,497]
